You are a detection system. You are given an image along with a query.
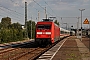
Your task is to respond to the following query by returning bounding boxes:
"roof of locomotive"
[42,19,53,22]
[37,21,53,24]
[36,19,54,24]
[36,19,59,27]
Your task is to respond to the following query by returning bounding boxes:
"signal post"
[83,18,90,51]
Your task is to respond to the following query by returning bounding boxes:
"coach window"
[61,31,63,34]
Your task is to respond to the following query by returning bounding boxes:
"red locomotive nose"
[42,32,46,34]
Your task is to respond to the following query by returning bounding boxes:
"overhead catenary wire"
[0,4,23,17]
[33,0,45,10]
[32,0,53,16]
[10,0,24,8]
[21,0,57,21]
[44,1,58,17]
[27,1,39,21]
[43,0,64,25]
[28,1,43,13]
[0,7,22,19]
[28,1,45,21]
[0,2,25,23]
[0,7,23,22]
[0,0,29,25]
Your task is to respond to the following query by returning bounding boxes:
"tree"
[0,23,2,29]
[27,20,36,39]
[9,22,22,29]
[0,17,25,43]
[54,20,60,26]
[9,22,23,41]
[1,17,11,28]
[0,21,24,43]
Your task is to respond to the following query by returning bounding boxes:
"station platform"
[52,36,90,60]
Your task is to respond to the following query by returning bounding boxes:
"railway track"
[0,47,52,60]
[0,41,58,60]
[0,37,67,60]
[37,37,68,60]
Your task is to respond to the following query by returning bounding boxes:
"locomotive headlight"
[37,32,42,34]
[46,32,51,34]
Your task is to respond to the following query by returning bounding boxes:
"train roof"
[42,19,53,22]
[36,19,53,24]
[36,19,59,27]
[60,27,70,32]
[71,31,75,33]
[37,21,53,24]
[37,21,60,27]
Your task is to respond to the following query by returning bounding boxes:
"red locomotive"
[35,19,60,46]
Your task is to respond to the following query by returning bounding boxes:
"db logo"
[42,32,46,34]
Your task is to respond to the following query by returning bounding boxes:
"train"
[86,29,90,37]
[35,19,75,47]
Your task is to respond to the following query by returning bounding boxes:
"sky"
[0,0,90,29]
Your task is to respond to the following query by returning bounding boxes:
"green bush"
[0,29,24,43]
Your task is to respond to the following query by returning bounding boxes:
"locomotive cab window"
[37,25,44,29]
[37,25,51,29]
